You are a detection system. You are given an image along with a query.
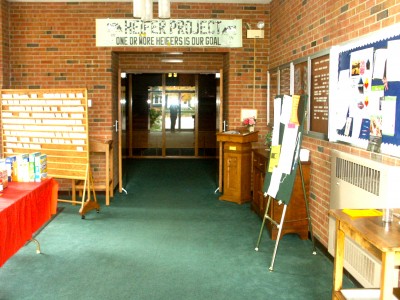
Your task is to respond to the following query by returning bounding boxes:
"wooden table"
[329,209,400,300]
[0,178,59,267]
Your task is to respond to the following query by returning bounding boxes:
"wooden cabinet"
[252,148,269,216]
[216,131,258,204]
[252,149,310,240]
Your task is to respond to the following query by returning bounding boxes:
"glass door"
[164,86,196,156]
[121,73,218,158]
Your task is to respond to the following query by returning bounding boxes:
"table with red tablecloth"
[0,178,58,267]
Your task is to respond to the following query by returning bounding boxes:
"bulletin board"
[328,23,400,157]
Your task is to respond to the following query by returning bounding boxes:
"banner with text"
[96,19,242,48]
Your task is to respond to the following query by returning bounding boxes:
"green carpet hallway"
[0,159,354,300]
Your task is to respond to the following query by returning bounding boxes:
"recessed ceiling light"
[161,59,183,63]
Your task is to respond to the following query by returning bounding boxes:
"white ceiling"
[9,0,271,3]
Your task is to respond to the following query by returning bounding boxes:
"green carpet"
[0,159,355,300]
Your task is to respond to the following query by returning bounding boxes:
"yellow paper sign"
[268,145,281,172]
[342,209,383,218]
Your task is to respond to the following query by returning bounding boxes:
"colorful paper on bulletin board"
[342,209,383,218]
[333,31,400,149]
[381,96,397,136]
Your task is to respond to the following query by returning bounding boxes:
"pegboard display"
[1,89,89,180]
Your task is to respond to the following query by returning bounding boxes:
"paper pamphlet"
[289,95,300,126]
[280,95,292,125]
[272,97,281,146]
[342,209,383,218]
[268,145,281,172]
[386,40,400,81]
[267,168,282,198]
[277,125,299,174]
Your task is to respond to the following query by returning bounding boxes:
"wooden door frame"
[118,68,123,193]
[218,69,223,192]
[117,70,222,191]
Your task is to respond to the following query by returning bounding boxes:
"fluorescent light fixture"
[134,0,171,20]
[133,0,144,19]
[161,59,183,63]
[133,0,153,20]
[143,0,153,21]
[158,0,170,19]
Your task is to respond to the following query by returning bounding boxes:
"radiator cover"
[328,150,400,287]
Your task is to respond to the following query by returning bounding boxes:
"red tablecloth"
[0,178,58,267]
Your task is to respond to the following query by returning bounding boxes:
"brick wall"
[0,0,9,88]
[1,2,270,193]
[270,0,400,246]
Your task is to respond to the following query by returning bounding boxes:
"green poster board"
[263,94,308,205]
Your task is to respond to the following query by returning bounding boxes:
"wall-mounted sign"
[96,19,242,48]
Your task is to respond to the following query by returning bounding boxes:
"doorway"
[121,72,220,158]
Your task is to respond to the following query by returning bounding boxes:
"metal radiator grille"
[344,237,377,286]
[335,157,380,196]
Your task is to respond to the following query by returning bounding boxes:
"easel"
[254,94,316,271]
[254,158,316,271]
[60,164,101,219]
[77,165,100,219]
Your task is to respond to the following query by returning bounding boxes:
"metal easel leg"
[255,196,272,251]
[269,204,287,272]
[29,238,41,254]
[298,162,317,255]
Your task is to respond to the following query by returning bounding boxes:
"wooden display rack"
[0,88,99,218]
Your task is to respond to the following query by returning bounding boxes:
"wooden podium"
[217,131,258,204]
